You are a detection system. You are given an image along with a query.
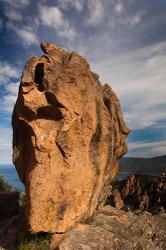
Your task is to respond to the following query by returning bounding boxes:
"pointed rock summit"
[12,42,130,235]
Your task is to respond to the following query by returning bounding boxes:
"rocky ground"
[0,205,165,250]
[59,206,166,250]
[0,175,166,249]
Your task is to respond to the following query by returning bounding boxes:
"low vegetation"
[0,175,13,191]
[18,233,51,250]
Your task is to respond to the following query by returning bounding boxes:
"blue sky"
[0,0,166,164]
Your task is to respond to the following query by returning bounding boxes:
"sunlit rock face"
[12,42,130,234]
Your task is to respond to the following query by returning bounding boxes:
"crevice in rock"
[56,141,66,158]
[34,63,45,92]
[45,92,66,109]
[89,101,101,176]
[103,97,110,112]
[37,106,63,121]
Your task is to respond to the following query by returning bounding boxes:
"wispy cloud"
[92,41,166,130]
[58,0,85,12]
[0,61,19,85]
[114,1,124,15]
[5,8,23,21]
[0,0,30,9]
[0,126,12,164]
[0,82,19,113]
[15,27,39,46]
[39,5,77,41]
[1,0,38,47]
[86,0,104,25]
[0,61,19,114]
[127,10,145,26]
[7,23,39,47]
[128,140,166,157]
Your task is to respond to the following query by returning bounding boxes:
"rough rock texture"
[12,42,130,234]
[58,206,166,250]
[110,189,124,210]
[108,174,166,214]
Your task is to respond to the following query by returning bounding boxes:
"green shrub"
[18,233,51,250]
[0,175,13,191]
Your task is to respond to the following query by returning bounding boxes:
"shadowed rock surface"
[12,42,130,236]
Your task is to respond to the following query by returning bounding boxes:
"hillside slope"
[119,155,166,173]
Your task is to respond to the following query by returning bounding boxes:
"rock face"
[58,206,166,250]
[111,189,124,210]
[12,42,130,234]
[108,174,166,214]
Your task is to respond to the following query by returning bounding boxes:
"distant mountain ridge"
[119,155,166,173]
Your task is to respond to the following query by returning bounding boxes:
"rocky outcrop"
[12,42,130,236]
[108,174,166,214]
[57,206,166,250]
[110,189,124,210]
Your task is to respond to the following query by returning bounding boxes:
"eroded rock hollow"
[12,42,130,234]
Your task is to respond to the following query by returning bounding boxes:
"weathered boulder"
[12,42,130,234]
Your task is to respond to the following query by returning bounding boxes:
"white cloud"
[5,8,23,21]
[87,0,104,25]
[58,0,85,11]
[110,2,145,28]
[7,23,39,47]
[114,2,124,15]
[0,126,12,164]
[6,82,19,96]
[39,5,77,41]
[2,0,38,47]
[0,82,19,164]
[16,27,39,46]
[92,41,166,130]
[128,140,166,157]
[58,0,104,26]
[0,61,19,86]
[127,10,145,26]
[0,0,30,9]
[2,95,18,113]
[0,82,19,113]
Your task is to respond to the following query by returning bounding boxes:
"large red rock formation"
[12,42,130,235]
